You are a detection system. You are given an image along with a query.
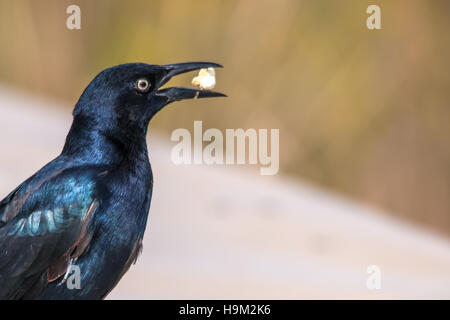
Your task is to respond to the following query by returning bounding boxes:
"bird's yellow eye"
[135,78,150,93]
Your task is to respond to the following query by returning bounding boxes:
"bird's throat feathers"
[62,112,150,170]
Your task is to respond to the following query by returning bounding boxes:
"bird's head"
[73,62,225,140]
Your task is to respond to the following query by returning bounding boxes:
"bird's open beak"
[155,62,226,102]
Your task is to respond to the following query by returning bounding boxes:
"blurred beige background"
[0,0,449,299]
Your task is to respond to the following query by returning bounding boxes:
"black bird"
[0,62,225,299]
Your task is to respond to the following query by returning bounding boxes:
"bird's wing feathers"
[0,183,26,227]
[0,165,102,299]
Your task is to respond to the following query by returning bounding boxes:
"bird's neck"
[61,115,150,171]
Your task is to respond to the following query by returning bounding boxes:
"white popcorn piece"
[192,67,216,90]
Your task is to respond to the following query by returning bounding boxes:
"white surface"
[0,86,449,299]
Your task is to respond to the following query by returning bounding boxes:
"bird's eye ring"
[135,78,150,93]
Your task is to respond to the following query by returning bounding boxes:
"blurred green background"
[0,0,449,235]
